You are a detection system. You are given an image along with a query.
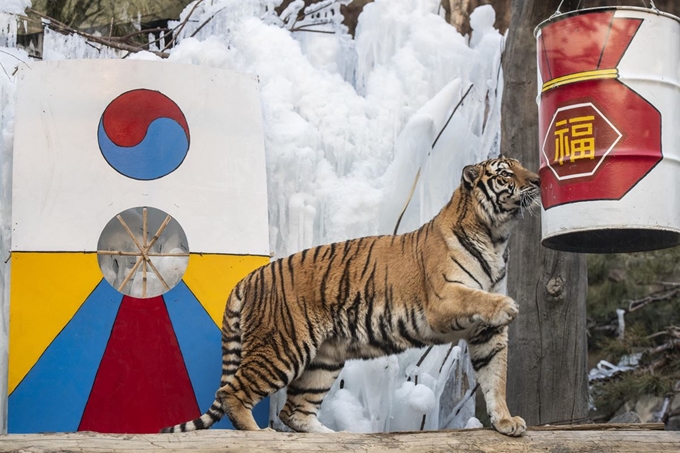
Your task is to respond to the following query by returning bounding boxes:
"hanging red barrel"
[535,7,680,253]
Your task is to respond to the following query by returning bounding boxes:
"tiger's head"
[461,157,541,226]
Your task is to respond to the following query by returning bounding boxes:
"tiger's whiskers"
[519,191,541,218]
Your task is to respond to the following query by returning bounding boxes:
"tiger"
[161,156,540,437]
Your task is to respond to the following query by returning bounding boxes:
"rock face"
[608,411,642,424]
[608,388,680,430]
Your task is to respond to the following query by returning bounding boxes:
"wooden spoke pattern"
[97,207,189,298]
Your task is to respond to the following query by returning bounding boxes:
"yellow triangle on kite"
[183,254,270,327]
[9,252,104,394]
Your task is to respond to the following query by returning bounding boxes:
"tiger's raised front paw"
[493,415,526,437]
[488,296,519,327]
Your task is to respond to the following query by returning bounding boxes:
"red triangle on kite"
[79,295,200,433]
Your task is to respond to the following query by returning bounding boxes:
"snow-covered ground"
[0,0,505,432]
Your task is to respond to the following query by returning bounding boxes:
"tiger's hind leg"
[216,346,294,431]
[279,346,345,433]
[468,325,526,436]
[215,362,285,431]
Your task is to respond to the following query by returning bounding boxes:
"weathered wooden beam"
[1,425,678,453]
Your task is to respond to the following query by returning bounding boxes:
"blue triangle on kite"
[8,280,123,433]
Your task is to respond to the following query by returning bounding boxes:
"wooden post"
[500,0,589,426]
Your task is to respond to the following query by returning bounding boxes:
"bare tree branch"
[648,339,680,356]
[627,286,680,312]
[161,0,205,52]
[27,8,170,58]
[646,326,680,341]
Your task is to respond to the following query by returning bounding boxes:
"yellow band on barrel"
[542,69,619,92]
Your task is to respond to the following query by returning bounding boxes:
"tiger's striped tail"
[159,400,225,433]
[160,284,244,433]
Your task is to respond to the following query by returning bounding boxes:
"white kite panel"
[12,60,269,255]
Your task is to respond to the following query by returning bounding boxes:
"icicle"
[0,13,18,48]
[616,308,626,341]
[656,397,670,423]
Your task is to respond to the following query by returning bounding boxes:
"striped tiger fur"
[161,157,540,436]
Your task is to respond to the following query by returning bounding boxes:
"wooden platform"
[1,424,678,452]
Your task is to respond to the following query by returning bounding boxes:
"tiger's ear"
[462,165,479,189]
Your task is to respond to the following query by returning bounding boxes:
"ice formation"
[0,0,506,432]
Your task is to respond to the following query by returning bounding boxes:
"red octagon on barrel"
[537,11,662,209]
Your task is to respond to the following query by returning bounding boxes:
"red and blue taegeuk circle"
[98,89,190,180]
